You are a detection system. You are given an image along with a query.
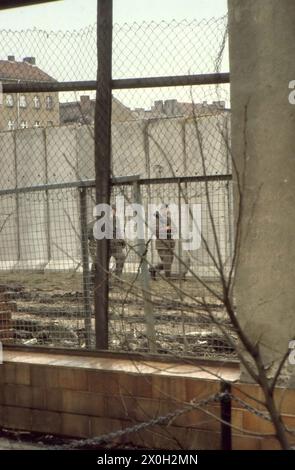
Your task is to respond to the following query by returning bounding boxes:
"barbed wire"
[52,392,274,450]
[0,390,287,450]
[0,17,228,82]
[0,15,233,360]
[230,394,272,422]
[55,392,224,450]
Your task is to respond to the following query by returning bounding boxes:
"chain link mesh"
[0,16,235,359]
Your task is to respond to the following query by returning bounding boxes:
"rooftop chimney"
[23,57,36,66]
[7,55,15,62]
[164,99,178,116]
[154,100,163,113]
[212,100,226,109]
[80,95,90,105]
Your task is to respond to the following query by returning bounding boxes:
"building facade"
[59,95,136,125]
[0,56,59,131]
[134,99,227,119]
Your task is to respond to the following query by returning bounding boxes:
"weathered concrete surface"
[0,114,231,277]
[0,132,18,270]
[46,126,80,271]
[228,0,295,383]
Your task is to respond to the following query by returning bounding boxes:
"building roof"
[0,59,56,82]
[134,99,228,119]
[59,95,136,125]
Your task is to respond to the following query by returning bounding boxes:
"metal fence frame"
[0,0,232,355]
[0,172,233,355]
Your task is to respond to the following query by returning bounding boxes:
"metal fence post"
[177,179,182,278]
[13,131,20,263]
[143,121,154,267]
[133,181,156,353]
[220,381,232,450]
[79,187,92,348]
[43,128,51,264]
[177,179,188,352]
[94,0,113,349]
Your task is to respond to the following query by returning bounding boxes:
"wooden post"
[94,0,113,349]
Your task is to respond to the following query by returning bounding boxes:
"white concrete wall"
[16,128,48,270]
[0,132,18,270]
[0,112,232,277]
[46,126,81,270]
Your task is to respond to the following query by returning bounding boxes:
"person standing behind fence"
[87,204,126,283]
[149,204,176,280]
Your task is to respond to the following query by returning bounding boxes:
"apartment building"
[59,95,136,125]
[0,56,59,131]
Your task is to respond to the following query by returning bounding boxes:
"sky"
[0,0,228,31]
[0,1,229,109]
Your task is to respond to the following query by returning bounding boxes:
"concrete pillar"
[228,0,295,384]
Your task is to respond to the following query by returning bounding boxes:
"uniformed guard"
[87,204,126,283]
[149,204,176,279]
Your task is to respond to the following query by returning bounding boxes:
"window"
[34,121,41,128]
[33,95,41,109]
[20,120,28,129]
[45,96,53,110]
[19,95,27,108]
[5,95,14,107]
[7,120,15,130]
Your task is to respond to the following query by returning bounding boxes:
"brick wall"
[0,350,294,449]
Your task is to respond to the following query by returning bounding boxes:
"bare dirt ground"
[0,438,44,450]
[0,428,144,450]
[0,272,237,359]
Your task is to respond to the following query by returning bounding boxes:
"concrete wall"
[0,132,18,270]
[0,112,232,277]
[46,126,81,270]
[16,129,48,270]
[228,0,295,383]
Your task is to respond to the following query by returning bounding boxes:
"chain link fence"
[0,15,236,359]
